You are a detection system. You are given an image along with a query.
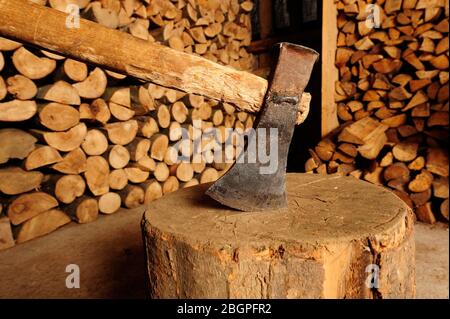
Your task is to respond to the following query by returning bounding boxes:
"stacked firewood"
[0,0,255,250]
[305,0,449,224]
[45,0,255,71]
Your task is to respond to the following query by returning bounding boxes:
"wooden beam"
[0,0,267,113]
[321,0,339,136]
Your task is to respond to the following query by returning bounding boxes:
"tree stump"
[141,173,415,299]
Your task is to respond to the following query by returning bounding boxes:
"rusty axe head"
[206,43,319,211]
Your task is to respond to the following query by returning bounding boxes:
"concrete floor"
[0,207,448,299]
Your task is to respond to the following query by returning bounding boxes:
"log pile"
[0,0,256,250]
[48,0,255,71]
[306,0,449,224]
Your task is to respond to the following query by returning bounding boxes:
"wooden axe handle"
[0,0,267,112]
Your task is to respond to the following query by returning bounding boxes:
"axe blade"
[205,43,319,212]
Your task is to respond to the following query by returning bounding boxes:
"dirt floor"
[0,207,448,299]
[414,222,449,299]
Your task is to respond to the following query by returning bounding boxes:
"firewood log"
[37,80,81,105]
[51,147,87,174]
[0,216,14,250]
[104,120,138,145]
[12,47,56,80]
[81,129,109,156]
[6,74,37,100]
[39,123,87,152]
[7,192,58,225]
[84,155,110,196]
[14,209,71,243]
[72,67,107,99]
[106,145,130,169]
[62,59,88,82]
[25,145,62,170]
[0,100,37,121]
[119,185,144,209]
[38,102,80,131]
[108,169,128,191]
[0,167,43,195]
[98,192,121,214]
[150,134,169,161]
[79,99,111,124]
[53,174,86,204]
[66,196,99,224]
[141,179,163,204]
[0,129,37,164]
[415,202,436,224]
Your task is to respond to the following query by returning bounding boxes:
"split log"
[7,192,58,225]
[25,145,62,170]
[15,209,71,243]
[84,156,110,196]
[38,103,80,131]
[199,167,219,183]
[409,170,434,193]
[162,176,179,194]
[125,166,150,183]
[415,202,436,224]
[0,167,43,195]
[141,179,163,204]
[392,142,419,162]
[0,100,37,121]
[104,120,138,145]
[0,129,36,164]
[6,74,37,100]
[154,162,170,182]
[12,47,56,80]
[42,123,87,152]
[79,99,111,124]
[432,176,449,199]
[63,59,88,82]
[150,134,169,161]
[37,80,81,105]
[126,138,151,162]
[51,147,87,174]
[0,217,15,250]
[72,67,107,99]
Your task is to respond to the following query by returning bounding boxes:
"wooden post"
[142,173,415,299]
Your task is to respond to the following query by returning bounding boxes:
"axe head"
[206,43,319,212]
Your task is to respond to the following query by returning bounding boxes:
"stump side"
[142,173,415,298]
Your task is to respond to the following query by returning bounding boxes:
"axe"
[0,0,318,212]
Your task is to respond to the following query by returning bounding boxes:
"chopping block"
[142,173,416,299]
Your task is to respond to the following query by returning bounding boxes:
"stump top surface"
[143,173,411,247]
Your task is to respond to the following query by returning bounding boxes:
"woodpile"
[0,0,256,250]
[306,0,449,224]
